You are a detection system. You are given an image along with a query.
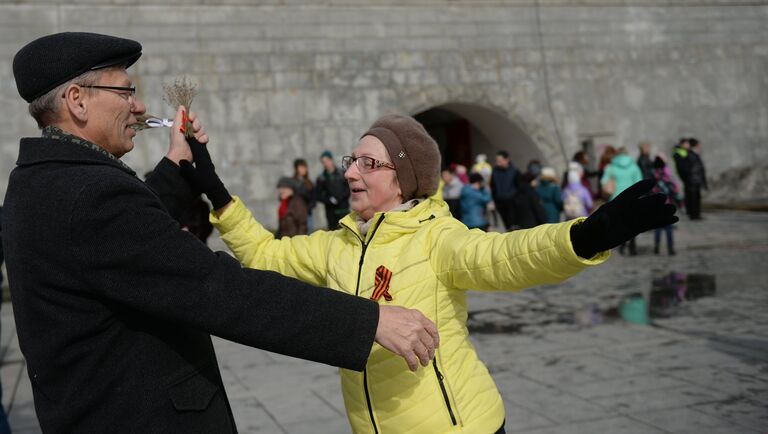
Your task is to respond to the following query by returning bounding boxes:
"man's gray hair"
[27,68,106,129]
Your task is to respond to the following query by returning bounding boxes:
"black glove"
[179,137,233,210]
[570,179,678,259]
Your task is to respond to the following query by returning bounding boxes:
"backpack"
[563,188,586,219]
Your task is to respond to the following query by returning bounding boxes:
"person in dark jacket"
[514,173,548,229]
[490,150,520,231]
[0,206,10,434]
[276,176,308,237]
[673,137,691,188]
[685,138,707,220]
[292,158,316,231]
[4,32,438,434]
[637,142,654,180]
[315,150,350,229]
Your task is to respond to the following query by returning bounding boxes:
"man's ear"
[62,84,88,122]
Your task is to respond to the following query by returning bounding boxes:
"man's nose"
[131,96,146,115]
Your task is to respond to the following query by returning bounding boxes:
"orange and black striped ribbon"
[370,265,393,302]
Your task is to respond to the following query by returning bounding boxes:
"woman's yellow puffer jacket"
[211,197,608,434]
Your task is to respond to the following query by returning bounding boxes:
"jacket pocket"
[433,360,457,426]
[168,370,219,412]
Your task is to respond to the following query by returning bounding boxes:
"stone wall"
[1,1,766,228]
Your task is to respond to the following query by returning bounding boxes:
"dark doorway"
[414,103,544,172]
[414,108,474,168]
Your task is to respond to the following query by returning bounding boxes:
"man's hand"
[166,105,209,165]
[375,306,439,372]
[570,179,678,259]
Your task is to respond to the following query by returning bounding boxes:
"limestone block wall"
[1,1,766,228]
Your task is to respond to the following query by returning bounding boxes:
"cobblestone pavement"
[2,209,767,433]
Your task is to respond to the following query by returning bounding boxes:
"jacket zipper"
[418,214,436,224]
[347,214,385,434]
[433,360,457,426]
[363,369,377,434]
[352,214,385,297]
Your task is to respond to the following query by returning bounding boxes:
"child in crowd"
[652,156,682,255]
[460,172,492,231]
[562,169,594,220]
[276,177,308,238]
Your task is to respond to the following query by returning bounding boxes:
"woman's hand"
[173,109,233,212]
[166,105,208,165]
[570,179,678,259]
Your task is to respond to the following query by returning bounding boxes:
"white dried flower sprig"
[162,76,198,138]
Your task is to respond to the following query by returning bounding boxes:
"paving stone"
[0,360,23,410]
[256,388,340,426]
[664,364,768,402]
[691,397,768,433]
[492,372,610,423]
[559,373,688,400]
[592,385,727,414]
[228,398,284,434]
[281,416,353,434]
[515,416,665,434]
[502,399,556,432]
[632,407,762,434]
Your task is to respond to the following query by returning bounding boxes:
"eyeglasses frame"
[78,85,137,104]
[342,155,396,173]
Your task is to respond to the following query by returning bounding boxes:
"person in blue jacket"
[460,173,493,231]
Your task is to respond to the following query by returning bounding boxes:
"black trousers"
[494,420,506,434]
[494,198,516,230]
[685,184,702,219]
[445,198,462,220]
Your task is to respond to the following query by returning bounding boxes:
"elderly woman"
[180,115,676,434]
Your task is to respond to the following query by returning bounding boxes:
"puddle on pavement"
[648,272,717,318]
[467,272,717,334]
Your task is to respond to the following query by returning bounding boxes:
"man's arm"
[144,158,197,221]
[69,176,379,370]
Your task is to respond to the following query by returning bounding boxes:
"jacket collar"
[16,131,136,177]
[340,198,451,244]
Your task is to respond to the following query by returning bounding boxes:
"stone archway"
[413,102,547,173]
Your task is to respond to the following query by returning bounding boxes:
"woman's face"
[345,135,402,221]
[296,164,308,177]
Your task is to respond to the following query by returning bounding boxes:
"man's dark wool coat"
[1,136,379,433]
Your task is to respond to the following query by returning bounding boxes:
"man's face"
[84,68,145,158]
[321,156,335,171]
[495,155,509,168]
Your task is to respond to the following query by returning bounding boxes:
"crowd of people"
[276,137,706,257]
[436,138,705,257]
[249,150,353,239]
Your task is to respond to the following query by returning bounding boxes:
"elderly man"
[3,32,438,433]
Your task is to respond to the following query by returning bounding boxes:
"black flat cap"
[13,32,142,103]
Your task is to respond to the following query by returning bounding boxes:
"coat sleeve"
[144,157,198,222]
[429,218,609,292]
[68,177,376,371]
[210,196,331,286]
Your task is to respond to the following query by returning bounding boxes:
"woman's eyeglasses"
[341,156,395,173]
